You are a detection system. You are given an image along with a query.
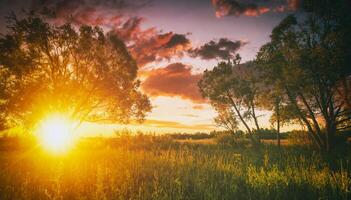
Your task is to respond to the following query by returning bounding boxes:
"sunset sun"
[36,114,76,153]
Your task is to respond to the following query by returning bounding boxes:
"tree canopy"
[199,55,263,143]
[256,0,351,151]
[0,13,151,130]
[200,0,351,151]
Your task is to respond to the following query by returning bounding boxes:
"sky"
[0,0,302,134]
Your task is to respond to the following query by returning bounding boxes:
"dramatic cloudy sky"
[0,0,302,133]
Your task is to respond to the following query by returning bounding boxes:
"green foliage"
[199,58,262,138]
[214,132,251,148]
[253,128,289,140]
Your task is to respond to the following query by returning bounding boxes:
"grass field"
[0,135,350,200]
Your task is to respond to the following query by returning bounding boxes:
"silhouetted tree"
[0,13,151,131]
[199,55,262,144]
[256,0,351,151]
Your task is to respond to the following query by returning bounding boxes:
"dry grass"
[261,139,290,146]
[175,138,215,144]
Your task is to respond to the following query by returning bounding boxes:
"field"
[0,135,350,200]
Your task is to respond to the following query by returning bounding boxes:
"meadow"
[0,2,350,199]
[0,134,350,200]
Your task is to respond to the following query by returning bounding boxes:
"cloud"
[182,114,199,117]
[212,0,304,17]
[287,0,302,10]
[212,0,270,17]
[164,33,190,48]
[30,0,151,14]
[189,38,247,60]
[125,30,191,67]
[142,119,215,130]
[273,0,303,12]
[26,0,150,26]
[0,0,149,28]
[42,5,192,68]
[192,105,205,110]
[60,7,124,26]
[111,17,145,41]
[110,18,191,67]
[274,5,286,12]
[24,0,192,67]
[142,63,205,103]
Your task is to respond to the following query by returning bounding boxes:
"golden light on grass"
[36,114,77,153]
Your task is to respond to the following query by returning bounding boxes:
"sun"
[36,114,77,153]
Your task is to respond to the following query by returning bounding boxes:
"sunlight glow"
[36,114,77,153]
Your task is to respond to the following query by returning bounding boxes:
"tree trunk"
[227,94,252,134]
[226,93,259,145]
[276,98,281,148]
[251,100,261,143]
[325,97,337,152]
[342,77,351,110]
[284,86,324,150]
[298,92,325,145]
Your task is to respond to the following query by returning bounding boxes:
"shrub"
[288,130,312,146]
[214,133,250,148]
[253,128,289,140]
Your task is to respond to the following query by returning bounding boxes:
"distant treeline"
[167,129,291,140]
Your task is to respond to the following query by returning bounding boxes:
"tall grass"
[0,134,350,199]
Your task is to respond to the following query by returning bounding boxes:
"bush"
[253,129,289,140]
[287,130,312,146]
[214,133,250,148]
[168,132,213,140]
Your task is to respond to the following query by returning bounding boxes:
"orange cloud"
[142,119,214,130]
[29,0,191,68]
[243,7,270,17]
[192,105,205,110]
[212,0,270,17]
[32,0,143,26]
[273,0,302,12]
[212,0,303,17]
[127,31,191,67]
[287,0,302,10]
[142,63,205,103]
[103,17,191,67]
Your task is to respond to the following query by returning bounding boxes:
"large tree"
[199,55,262,143]
[256,0,351,151]
[0,13,151,131]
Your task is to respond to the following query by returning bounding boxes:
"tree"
[256,0,351,151]
[0,13,151,131]
[198,55,262,144]
[213,103,239,135]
